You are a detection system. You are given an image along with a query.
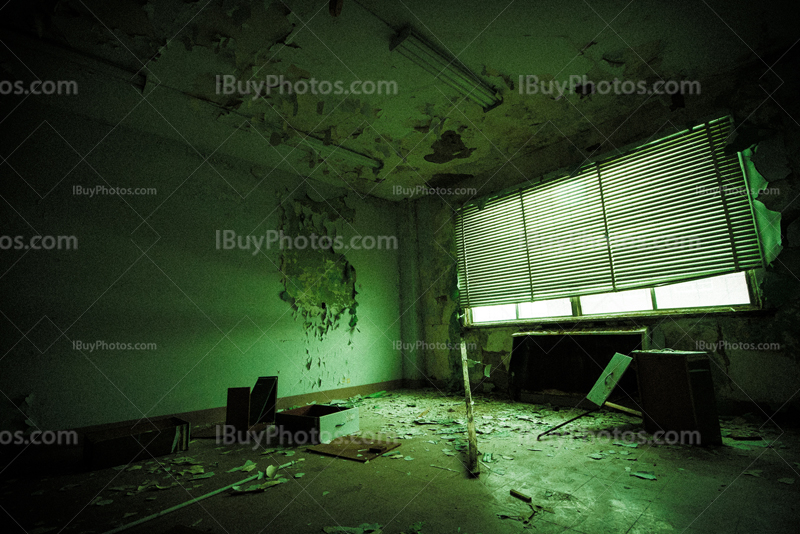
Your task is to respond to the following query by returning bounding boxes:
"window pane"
[471,304,516,323]
[654,271,750,309]
[518,298,573,318]
[581,289,653,314]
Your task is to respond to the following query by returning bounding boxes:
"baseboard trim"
[68,379,408,438]
[276,379,405,410]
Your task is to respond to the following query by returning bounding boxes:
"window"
[456,117,764,324]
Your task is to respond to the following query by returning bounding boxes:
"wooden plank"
[510,489,532,502]
[249,376,278,425]
[604,401,642,417]
[460,342,479,477]
[226,387,251,433]
[306,436,401,462]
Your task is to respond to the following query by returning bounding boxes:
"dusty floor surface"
[1,389,798,533]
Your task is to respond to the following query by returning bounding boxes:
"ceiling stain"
[424,131,476,164]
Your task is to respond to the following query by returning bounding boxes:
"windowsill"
[464,303,764,328]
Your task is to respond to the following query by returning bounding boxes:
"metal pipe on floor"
[101,472,262,534]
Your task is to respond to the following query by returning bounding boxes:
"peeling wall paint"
[0,109,402,429]
[5,1,797,200]
[279,195,359,340]
[2,0,799,427]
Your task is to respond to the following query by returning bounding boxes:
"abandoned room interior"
[1,0,799,532]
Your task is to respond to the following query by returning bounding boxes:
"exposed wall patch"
[279,195,358,341]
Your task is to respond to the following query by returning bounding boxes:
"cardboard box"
[83,417,190,470]
[275,405,359,445]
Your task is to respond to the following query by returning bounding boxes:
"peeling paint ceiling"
[3,0,797,200]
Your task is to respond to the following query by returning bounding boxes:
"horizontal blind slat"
[456,116,762,310]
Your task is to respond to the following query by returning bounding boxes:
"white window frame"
[465,269,762,326]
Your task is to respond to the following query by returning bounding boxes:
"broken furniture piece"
[509,328,647,406]
[633,350,722,445]
[226,376,279,434]
[83,417,190,470]
[249,376,278,426]
[226,387,251,433]
[307,435,401,462]
[460,341,480,477]
[275,404,359,445]
[537,352,634,440]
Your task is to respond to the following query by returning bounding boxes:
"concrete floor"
[1,389,798,533]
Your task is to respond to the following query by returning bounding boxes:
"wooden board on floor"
[306,436,401,462]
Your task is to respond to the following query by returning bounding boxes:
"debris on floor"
[402,521,424,533]
[322,523,383,533]
[3,389,798,534]
[307,436,402,462]
[510,488,532,502]
[279,458,305,469]
[227,460,257,473]
[230,477,288,494]
[430,464,458,472]
[496,501,542,525]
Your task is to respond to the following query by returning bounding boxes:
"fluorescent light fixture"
[390,27,502,112]
[296,132,383,172]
